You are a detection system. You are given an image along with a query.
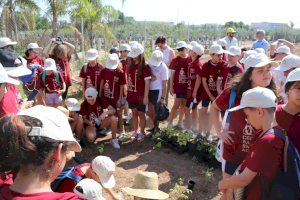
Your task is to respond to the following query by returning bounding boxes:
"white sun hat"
[243,53,273,71]
[225,46,241,56]
[192,44,204,56]
[240,50,257,64]
[285,68,300,86]
[229,87,277,112]
[0,37,17,48]
[44,58,57,71]
[275,45,291,55]
[26,43,42,50]
[187,41,198,50]
[74,179,105,200]
[254,48,265,54]
[209,44,224,55]
[176,41,188,50]
[105,53,119,70]
[3,56,31,77]
[274,54,300,72]
[86,49,99,61]
[119,44,131,52]
[65,98,80,112]
[85,87,98,99]
[149,50,163,67]
[128,42,144,58]
[18,105,82,152]
[0,63,19,85]
[92,156,116,189]
[217,38,227,47]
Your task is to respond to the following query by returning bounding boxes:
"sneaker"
[110,139,120,149]
[131,132,139,140]
[101,128,112,135]
[118,132,126,141]
[178,122,185,129]
[136,133,145,142]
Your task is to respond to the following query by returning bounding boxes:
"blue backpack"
[51,166,83,191]
[260,128,300,200]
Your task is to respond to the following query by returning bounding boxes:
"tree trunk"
[8,0,18,40]
[51,4,59,38]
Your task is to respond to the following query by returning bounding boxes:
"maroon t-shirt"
[79,98,104,123]
[286,113,300,152]
[51,56,72,86]
[169,56,189,94]
[187,59,203,102]
[218,63,243,90]
[126,64,152,105]
[0,173,13,186]
[0,84,20,118]
[79,63,104,91]
[241,129,284,200]
[215,88,257,164]
[201,60,225,100]
[44,72,65,93]
[55,163,90,193]
[100,68,126,108]
[0,184,82,200]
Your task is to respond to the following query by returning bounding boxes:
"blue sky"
[36,0,300,28]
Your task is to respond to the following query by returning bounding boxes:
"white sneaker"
[111,139,120,149]
[102,128,112,135]
[118,132,126,141]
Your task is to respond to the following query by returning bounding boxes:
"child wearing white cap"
[74,179,105,200]
[168,41,189,128]
[42,58,66,107]
[218,87,284,200]
[79,48,104,94]
[79,87,119,148]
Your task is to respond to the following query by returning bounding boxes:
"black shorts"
[129,103,147,112]
[224,161,240,175]
[202,99,212,107]
[149,90,159,106]
[175,93,187,99]
[186,101,199,109]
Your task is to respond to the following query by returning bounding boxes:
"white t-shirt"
[149,62,169,90]
[162,45,174,67]
[223,36,238,49]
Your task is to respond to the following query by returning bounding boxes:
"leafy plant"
[169,178,193,200]
[97,143,105,154]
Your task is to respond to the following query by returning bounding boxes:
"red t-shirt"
[126,64,152,105]
[0,184,82,200]
[0,173,13,186]
[218,63,243,91]
[169,56,189,94]
[0,84,20,118]
[241,129,284,200]
[51,56,72,86]
[187,59,203,102]
[44,72,65,93]
[26,56,44,67]
[100,68,126,108]
[120,59,128,74]
[79,63,104,91]
[201,60,225,100]
[275,104,294,131]
[215,88,257,164]
[79,98,104,123]
[23,56,44,91]
[55,163,90,193]
[286,113,300,152]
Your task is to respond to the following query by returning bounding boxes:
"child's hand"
[170,88,174,96]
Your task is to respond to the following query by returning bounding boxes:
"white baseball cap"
[229,87,277,112]
[119,44,131,52]
[26,43,41,50]
[0,37,17,48]
[44,58,57,71]
[192,44,204,56]
[225,46,241,56]
[274,54,300,72]
[240,50,257,64]
[0,63,19,85]
[217,38,227,47]
[187,41,198,50]
[65,98,80,111]
[105,53,119,70]
[176,41,188,50]
[92,156,116,189]
[275,45,290,55]
[149,50,163,67]
[74,179,105,200]
[209,44,224,55]
[285,68,300,85]
[243,53,272,71]
[18,105,82,152]
[128,42,144,58]
[4,56,31,77]
[86,49,99,61]
[85,87,98,99]
[254,48,265,54]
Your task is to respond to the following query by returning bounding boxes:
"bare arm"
[43,38,56,58]
[99,79,104,98]
[143,78,150,105]
[277,39,295,50]
[210,101,223,134]
[169,70,175,95]
[168,49,175,67]
[161,80,167,100]
[63,41,75,58]
[192,75,201,98]
[82,78,86,95]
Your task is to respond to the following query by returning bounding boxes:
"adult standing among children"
[43,37,75,100]
[223,28,238,50]
[252,29,270,52]
[0,105,83,199]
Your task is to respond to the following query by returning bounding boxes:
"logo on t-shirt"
[208,75,217,91]
[104,80,111,98]
[128,71,137,92]
[242,123,254,152]
[179,68,187,84]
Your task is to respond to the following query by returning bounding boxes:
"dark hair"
[177,47,185,52]
[0,115,69,175]
[285,81,300,93]
[25,49,31,57]
[230,67,282,101]
[129,54,149,78]
[155,36,167,45]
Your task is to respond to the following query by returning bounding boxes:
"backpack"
[260,128,300,200]
[41,70,61,87]
[51,166,83,191]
